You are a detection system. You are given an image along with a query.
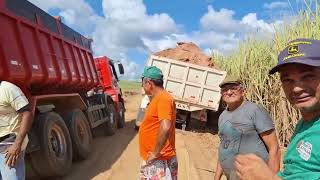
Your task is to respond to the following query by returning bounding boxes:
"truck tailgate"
[147,55,226,111]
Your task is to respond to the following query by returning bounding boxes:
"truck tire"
[117,102,125,128]
[65,109,92,160]
[104,103,117,136]
[30,112,73,178]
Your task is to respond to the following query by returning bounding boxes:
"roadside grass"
[119,80,141,91]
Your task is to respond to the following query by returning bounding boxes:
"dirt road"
[60,93,224,180]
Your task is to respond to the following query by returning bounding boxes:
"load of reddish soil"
[154,42,218,68]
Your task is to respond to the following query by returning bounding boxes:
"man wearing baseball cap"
[235,38,320,179]
[139,66,178,180]
[214,76,280,180]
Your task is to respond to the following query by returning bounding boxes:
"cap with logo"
[219,75,242,88]
[142,66,163,80]
[269,38,320,74]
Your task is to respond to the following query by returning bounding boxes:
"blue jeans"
[0,152,25,180]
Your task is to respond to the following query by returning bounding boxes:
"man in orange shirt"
[139,66,178,180]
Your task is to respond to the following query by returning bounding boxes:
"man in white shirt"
[0,81,33,180]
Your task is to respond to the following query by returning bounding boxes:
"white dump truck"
[135,55,227,130]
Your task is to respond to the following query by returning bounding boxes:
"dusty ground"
[55,93,224,180]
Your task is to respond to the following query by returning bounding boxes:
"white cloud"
[118,56,140,80]
[89,0,180,79]
[196,5,281,55]
[264,1,289,10]
[59,9,76,24]
[141,36,177,53]
[199,5,278,35]
[92,0,179,61]
[190,6,279,54]
[141,31,239,55]
[192,31,239,53]
[241,13,275,34]
[89,2,180,82]
[200,6,240,33]
[141,7,280,55]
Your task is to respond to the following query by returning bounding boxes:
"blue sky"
[29,0,304,80]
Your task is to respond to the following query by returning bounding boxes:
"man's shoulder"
[0,81,17,102]
[242,101,266,112]
[218,109,229,122]
[0,81,18,89]
[0,81,26,100]
[159,90,174,101]
[243,101,259,108]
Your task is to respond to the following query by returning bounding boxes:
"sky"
[28,0,306,80]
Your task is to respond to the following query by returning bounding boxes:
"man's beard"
[300,102,320,113]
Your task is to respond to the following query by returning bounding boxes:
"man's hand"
[146,152,161,164]
[4,142,22,168]
[235,154,280,180]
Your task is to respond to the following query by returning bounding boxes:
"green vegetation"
[215,2,320,146]
[119,80,141,91]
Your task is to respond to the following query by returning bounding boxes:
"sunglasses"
[221,85,242,95]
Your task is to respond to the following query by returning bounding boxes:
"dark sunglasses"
[221,85,242,95]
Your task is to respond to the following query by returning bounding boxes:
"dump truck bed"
[147,55,226,111]
[0,0,98,95]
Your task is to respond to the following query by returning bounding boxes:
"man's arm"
[154,120,171,154]
[252,105,280,172]
[146,119,171,163]
[5,109,33,167]
[214,160,223,180]
[15,109,33,146]
[235,154,282,180]
[260,129,281,173]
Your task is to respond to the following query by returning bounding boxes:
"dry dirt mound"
[154,42,218,68]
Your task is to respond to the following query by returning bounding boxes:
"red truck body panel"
[95,56,112,90]
[94,56,122,105]
[0,0,98,95]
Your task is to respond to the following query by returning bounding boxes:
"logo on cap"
[288,45,299,55]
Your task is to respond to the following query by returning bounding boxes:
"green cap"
[142,66,163,80]
[219,75,242,88]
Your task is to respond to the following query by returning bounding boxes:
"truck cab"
[94,56,126,128]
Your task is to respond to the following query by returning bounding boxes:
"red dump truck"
[0,0,125,178]
[95,56,126,128]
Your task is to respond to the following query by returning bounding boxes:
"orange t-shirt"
[139,90,176,160]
